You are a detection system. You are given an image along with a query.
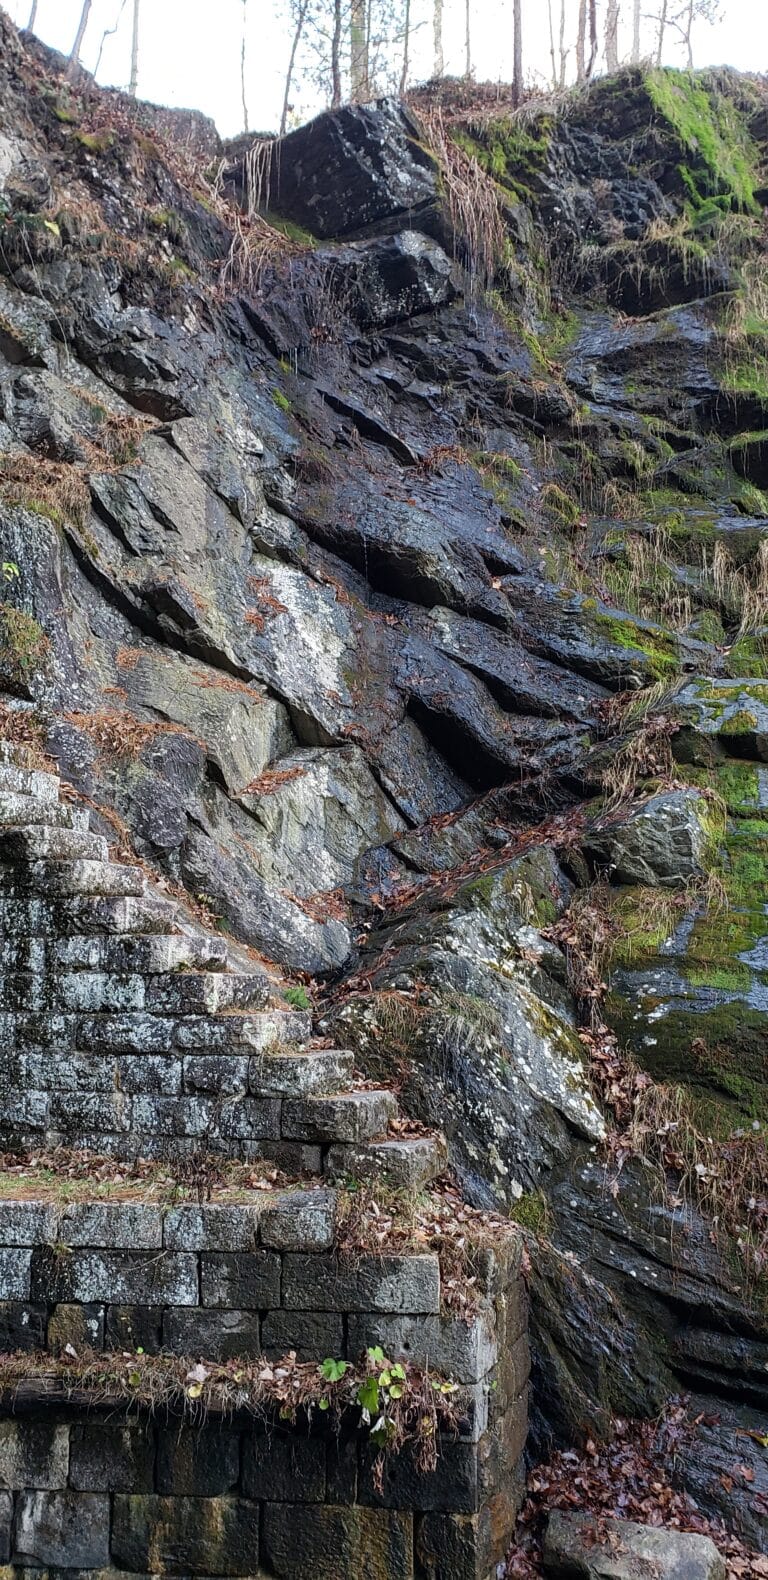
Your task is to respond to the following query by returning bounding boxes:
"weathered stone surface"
[543,1512,726,1580]
[0,1201,57,1245]
[0,1422,69,1490]
[156,1425,240,1496]
[200,1251,281,1308]
[69,1421,154,1493]
[282,1253,440,1313]
[261,1501,414,1580]
[163,1203,260,1251]
[48,1301,104,1353]
[14,1491,111,1569]
[261,1308,345,1361]
[112,1495,260,1575]
[162,1307,262,1359]
[259,1189,337,1251]
[281,1089,396,1143]
[30,1249,198,1306]
[242,1431,326,1502]
[346,1311,497,1383]
[58,1203,162,1249]
[0,1249,31,1300]
[585,789,712,887]
[0,1301,46,1351]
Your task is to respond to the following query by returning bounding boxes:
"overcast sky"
[1,0,766,138]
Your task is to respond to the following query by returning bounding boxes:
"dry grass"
[418,106,505,293]
[0,453,90,529]
[600,714,679,809]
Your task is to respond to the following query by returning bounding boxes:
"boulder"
[544,1511,726,1580]
[585,789,712,886]
[247,101,438,240]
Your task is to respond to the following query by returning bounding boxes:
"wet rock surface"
[2,13,768,1553]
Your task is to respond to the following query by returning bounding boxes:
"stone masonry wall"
[0,1195,529,1578]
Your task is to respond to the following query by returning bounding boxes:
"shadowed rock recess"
[1,10,768,1574]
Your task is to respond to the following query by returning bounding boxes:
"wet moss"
[646,69,759,213]
[591,611,680,679]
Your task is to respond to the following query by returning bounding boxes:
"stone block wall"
[0,1403,525,1579]
[0,1193,528,1577]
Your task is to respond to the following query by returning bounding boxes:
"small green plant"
[0,605,50,686]
[283,985,310,1011]
[2,563,19,584]
[272,388,292,414]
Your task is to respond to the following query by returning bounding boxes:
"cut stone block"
[1,859,145,897]
[0,825,107,862]
[259,1189,337,1251]
[30,1248,198,1306]
[14,1491,111,1569]
[0,764,59,800]
[282,1253,441,1314]
[252,1047,354,1097]
[182,1054,250,1096]
[108,932,227,974]
[282,1088,397,1143]
[0,1202,58,1246]
[261,1308,345,1361]
[69,1421,154,1493]
[0,791,84,829]
[156,1424,240,1496]
[0,1421,70,1490]
[58,1203,163,1249]
[163,1307,262,1360]
[346,1311,498,1384]
[145,971,269,1015]
[112,1494,261,1576]
[261,1502,414,1580]
[325,1136,447,1189]
[76,1013,175,1052]
[163,1204,261,1252]
[200,1250,281,1308]
[0,1249,32,1299]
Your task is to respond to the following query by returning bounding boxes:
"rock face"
[2,10,768,1558]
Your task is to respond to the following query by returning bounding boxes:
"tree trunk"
[240,0,249,132]
[656,0,668,64]
[547,0,557,88]
[587,0,598,76]
[129,0,140,96]
[399,0,411,96]
[683,0,694,67]
[605,0,620,70]
[281,0,309,135]
[331,0,343,106]
[350,0,368,100]
[26,1,38,29]
[559,0,567,85]
[576,0,587,79]
[68,0,93,72]
[464,0,471,76]
[94,0,128,78]
[632,0,641,60]
[433,0,444,76]
[512,0,523,105]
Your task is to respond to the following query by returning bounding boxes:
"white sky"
[1,0,766,138]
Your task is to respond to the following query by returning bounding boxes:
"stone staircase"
[0,745,445,1188]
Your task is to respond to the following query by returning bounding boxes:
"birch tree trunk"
[331,0,343,106]
[513,0,523,105]
[129,0,140,96]
[26,1,38,29]
[433,0,444,75]
[605,0,620,70]
[400,0,411,95]
[464,0,472,76]
[656,0,668,64]
[240,0,249,132]
[281,0,311,134]
[576,0,587,79]
[632,0,641,59]
[68,0,93,72]
[350,0,369,100]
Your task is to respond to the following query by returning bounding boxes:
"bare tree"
[399,0,411,95]
[656,0,668,63]
[464,0,471,76]
[667,0,720,68]
[26,1,38,29]
[94,0,128,77]
[558,0,568,84]
[587,0,598,75]
[281,0,312,134]
[632,0,641,59]
[331,0,343,105]
[576,0,587,78]
[350,0,369,99]
[433,0,444,76]
[512,0,523,104]
[547,0,558,87]
[68,0,93,72]
[605,0,620,69]
[129,0,140,95]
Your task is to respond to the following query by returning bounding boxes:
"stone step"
[282,1088,398,1144]
[144,971,270,1016]
[174,1009,312,1054]
[0,791,89,831]
[0,826,108,863]
[324,1135,448,1188]
[0,859,146,897]
[0,763,59,801]
[252,1046,355,1097]
[0,893,178,936]
[108,933,228,975]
